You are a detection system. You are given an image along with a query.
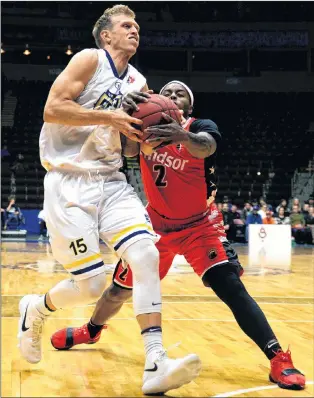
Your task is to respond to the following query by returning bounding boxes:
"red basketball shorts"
[113,206,228,289]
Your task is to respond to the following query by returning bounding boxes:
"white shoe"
[142,350,202,395]
[17,294,47,363]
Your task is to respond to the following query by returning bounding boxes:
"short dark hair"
[92,5,136,49]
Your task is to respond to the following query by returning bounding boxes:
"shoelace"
[273,347,293,363]
[31,317,45,347]
[154,342,182,362]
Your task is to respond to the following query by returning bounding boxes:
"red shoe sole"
[51,337,72,350]
[269,374,305,390]
[50,337,99,350]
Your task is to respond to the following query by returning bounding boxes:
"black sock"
[203,264,282,361]
[87,319,104,338]
[44,293,56,312]
[263,339,282,360]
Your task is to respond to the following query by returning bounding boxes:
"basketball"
[131,94,182,144]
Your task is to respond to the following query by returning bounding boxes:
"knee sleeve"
[49,272,106,309]
[122,238,161,316]
[104,283,132,303]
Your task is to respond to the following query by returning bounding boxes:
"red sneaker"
[269,349,305,390]
[51,323,107,350]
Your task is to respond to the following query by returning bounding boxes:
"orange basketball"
[131,94,181,144]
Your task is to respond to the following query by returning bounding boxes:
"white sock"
[142,327,164,365]
[35,294,55,316]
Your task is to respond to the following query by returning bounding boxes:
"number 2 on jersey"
[153,164,167,187]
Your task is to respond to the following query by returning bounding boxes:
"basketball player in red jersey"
[51,81,305,391]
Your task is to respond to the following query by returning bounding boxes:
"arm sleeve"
[189,119,221,144]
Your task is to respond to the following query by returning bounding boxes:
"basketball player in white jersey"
[17,5,201,394]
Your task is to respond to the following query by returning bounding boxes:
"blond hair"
[92,5,136,49]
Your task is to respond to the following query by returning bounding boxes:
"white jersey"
[39,48,146,174]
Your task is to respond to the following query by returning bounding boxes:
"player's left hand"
[122,90,153,113]
[144,113,188,145]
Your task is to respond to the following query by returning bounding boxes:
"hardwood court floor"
[1,241,314,397]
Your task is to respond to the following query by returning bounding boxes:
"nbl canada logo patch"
[208,249,217,260]
[127,75,135,84]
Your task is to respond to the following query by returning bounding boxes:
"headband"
[159,80,194,107]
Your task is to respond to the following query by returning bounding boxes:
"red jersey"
[140,117,221,220]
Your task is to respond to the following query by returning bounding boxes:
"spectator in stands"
[223,195,232,210]
[305,206,314,224]
[217,202,223,212]
[276,199,290,216]
[1,145,10,158]
[308,197,314,207]
[4,195,23,230]
[305,206,314,244]
[259,197,266,208]
[222,203,233,240]
[292,197,300,210]
[263,210,276,224]
[241,202,252,221]
[38,209,47,241]
[258,204,267,220]
[275,207,291,225]
[229,204,244,242]
[290,205,305,228]
[290,204,312,244]
[1,208,5,229]
[245,205,263,242]
[302,202,310,216]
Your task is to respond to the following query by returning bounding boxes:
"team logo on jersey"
[94,89,123,110]
[208,249,217,260]
[115,80,122,90]
[127,75,135,84]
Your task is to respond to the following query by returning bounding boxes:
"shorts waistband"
[48,167,126,182]
[147,205,209,232]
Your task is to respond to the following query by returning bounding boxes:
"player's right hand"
[122,90,153,113]
[109,108,143,142]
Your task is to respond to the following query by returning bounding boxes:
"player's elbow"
[44,99,63,123]
[43,103,56,123]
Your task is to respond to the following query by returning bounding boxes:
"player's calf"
[92,283,132,326]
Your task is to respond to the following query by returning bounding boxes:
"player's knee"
[105,283,132,303]
[77,273,106,301]
[202,263,246,302]
[123,239,159,282]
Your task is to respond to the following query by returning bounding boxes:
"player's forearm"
[44,100,114,127]
[183,132,217,159]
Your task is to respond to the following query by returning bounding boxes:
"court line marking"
[113,302,313,306]
[2,317,314,322]
[213,380,314,397]
[3,294,314,298]
[3,300,313,306]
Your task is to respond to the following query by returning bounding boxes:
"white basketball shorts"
[44,170,158,280]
